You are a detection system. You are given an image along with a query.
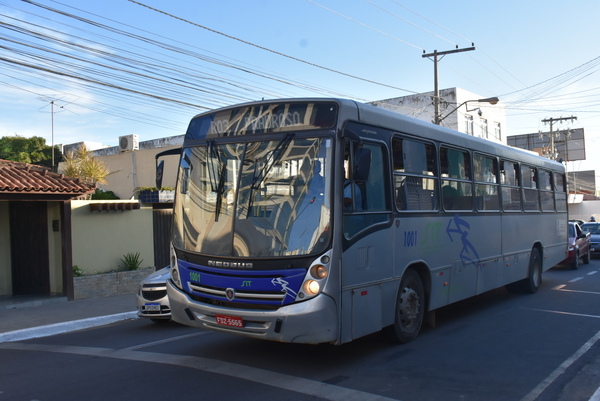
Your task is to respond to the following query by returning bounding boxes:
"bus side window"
[474,153,499,211]
[343,141,363,211]
[522,165,539,211]
[344,141,388,212]
[441,147,472,211]
[555,173,567,211]
[539,169,554,211]
[500,160,521,211]
[393,137,438,211]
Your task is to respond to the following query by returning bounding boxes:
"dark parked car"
[559,222,590,269]
[581,222,600,258]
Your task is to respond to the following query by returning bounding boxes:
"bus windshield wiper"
[246,134,294,217]
[207,141,227,221]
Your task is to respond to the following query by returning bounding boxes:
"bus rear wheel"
[386,268,425,343]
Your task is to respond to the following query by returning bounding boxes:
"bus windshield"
[173,136,332,258]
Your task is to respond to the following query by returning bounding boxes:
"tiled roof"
[0,159,95,198]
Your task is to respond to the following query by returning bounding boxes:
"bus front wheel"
[386,268,425,343]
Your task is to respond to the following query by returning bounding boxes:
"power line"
[361,0,458,47]
[128,0,419,94]
[11,2,365,99]
[307,0,424,50]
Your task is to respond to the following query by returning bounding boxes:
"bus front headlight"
[311,264,328,279]
[170,249,182,289]
[303,280,320,296]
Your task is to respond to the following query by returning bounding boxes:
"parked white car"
[136,266,171,322]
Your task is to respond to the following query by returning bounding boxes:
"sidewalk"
[0,294,138,343]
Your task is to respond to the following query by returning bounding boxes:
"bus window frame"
[473,152,500,212]
[440,145,474,212]
[392,135,439,212]
[500,159,522,212]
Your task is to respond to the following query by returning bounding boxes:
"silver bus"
[165,98,567,344]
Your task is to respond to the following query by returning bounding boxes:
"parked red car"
[559,222,591,269]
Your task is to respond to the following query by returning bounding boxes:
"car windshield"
[568,224,575,237]
[581,223,600,234]
[172,137,332,258]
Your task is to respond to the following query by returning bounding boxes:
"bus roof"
[187,98,564,172]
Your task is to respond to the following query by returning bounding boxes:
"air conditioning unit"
[118,134,139,152]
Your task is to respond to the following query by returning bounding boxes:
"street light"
[437,96,499,124]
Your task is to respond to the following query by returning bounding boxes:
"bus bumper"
[166,279,339,344]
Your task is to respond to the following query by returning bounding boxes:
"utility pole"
[50,100,55,170]
[541,116,577,161]
[422,45,476,125]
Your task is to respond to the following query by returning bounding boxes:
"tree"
[0,135,62,168]
[62,145,109,186]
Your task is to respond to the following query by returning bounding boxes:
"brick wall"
[73,267,154,300]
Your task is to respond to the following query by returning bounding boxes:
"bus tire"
[385,268,425,343]
[507,248,542,294]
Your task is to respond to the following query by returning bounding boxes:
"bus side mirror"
[156,160,165,189]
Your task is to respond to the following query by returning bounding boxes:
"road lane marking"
[552,285,600,296]
[0,342,399,401]
[569,277,584,282]
[520,329,600,401]
[122,331,210,351]
[591,386,600,401]
[0,312,137,343]
[524,308,600,320]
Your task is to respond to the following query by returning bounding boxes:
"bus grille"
[189,293,281,310]
[189,283,285,304]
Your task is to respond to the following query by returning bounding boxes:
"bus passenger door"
[341,140,393,341]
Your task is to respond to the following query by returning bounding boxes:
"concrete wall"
[91,136,183,200]
[71,200,155,274]
[568,199,600,222]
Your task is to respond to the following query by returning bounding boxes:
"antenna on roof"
[37,96,80,171]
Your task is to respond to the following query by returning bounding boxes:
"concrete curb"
[0,311,138,343]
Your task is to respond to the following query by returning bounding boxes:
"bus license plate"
[215,314,244,328]
[145,303,160,311]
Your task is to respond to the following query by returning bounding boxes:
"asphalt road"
[2,261,600,401]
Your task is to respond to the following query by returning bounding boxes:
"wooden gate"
[9,201,50,295]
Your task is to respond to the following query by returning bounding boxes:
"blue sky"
[1,0,599,170]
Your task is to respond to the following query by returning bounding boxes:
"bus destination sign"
[185,101,338,140]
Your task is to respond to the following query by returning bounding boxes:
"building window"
[465,115,474,135]
[481,118,488,139]
[494,122,501,141]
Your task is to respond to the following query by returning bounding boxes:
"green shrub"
[73,265,85,277]
[120,252,143,271]
[91,188,120,200]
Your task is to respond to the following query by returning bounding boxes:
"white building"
[371,87,506,145]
